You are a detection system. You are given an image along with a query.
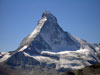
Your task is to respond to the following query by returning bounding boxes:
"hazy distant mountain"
[0,11,100,75]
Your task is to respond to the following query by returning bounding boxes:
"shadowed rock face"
[16,11,80,55]
[6,52,40,67]
[42,11,57,23]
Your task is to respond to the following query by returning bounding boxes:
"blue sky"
[0,0,100,52]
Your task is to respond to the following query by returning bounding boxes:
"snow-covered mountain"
[17,11,81,54]
[0,11,100,73]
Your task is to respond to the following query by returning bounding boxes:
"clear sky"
[0,0,100,52]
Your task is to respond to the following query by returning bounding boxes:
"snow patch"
[18,45,28,52]
[22,48,98,70]
[23,52,30,57]
[28,17,47,38]
[0,52,11,62]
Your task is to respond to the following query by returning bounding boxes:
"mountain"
[17,11,81,54]
[0,11,100,75]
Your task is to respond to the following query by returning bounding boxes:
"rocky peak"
[17,11,81,54]
[42,11,52,17]
[42,11,57,23]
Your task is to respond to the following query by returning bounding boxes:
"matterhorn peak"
[42,11,57,23]
[17,11,81,54]
[42,11,53,17]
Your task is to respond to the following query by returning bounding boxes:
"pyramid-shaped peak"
[42,11,53,17]
[42,11,57,23]
[42,11,52,15]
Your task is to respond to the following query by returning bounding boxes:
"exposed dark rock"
[6,52,40,67]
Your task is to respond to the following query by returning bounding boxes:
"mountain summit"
[0,11,100,75]
[17,11,81,55]
[42,11,57,23]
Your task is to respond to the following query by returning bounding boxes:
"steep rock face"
[17,11,81,55]
[6,52,40,67]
